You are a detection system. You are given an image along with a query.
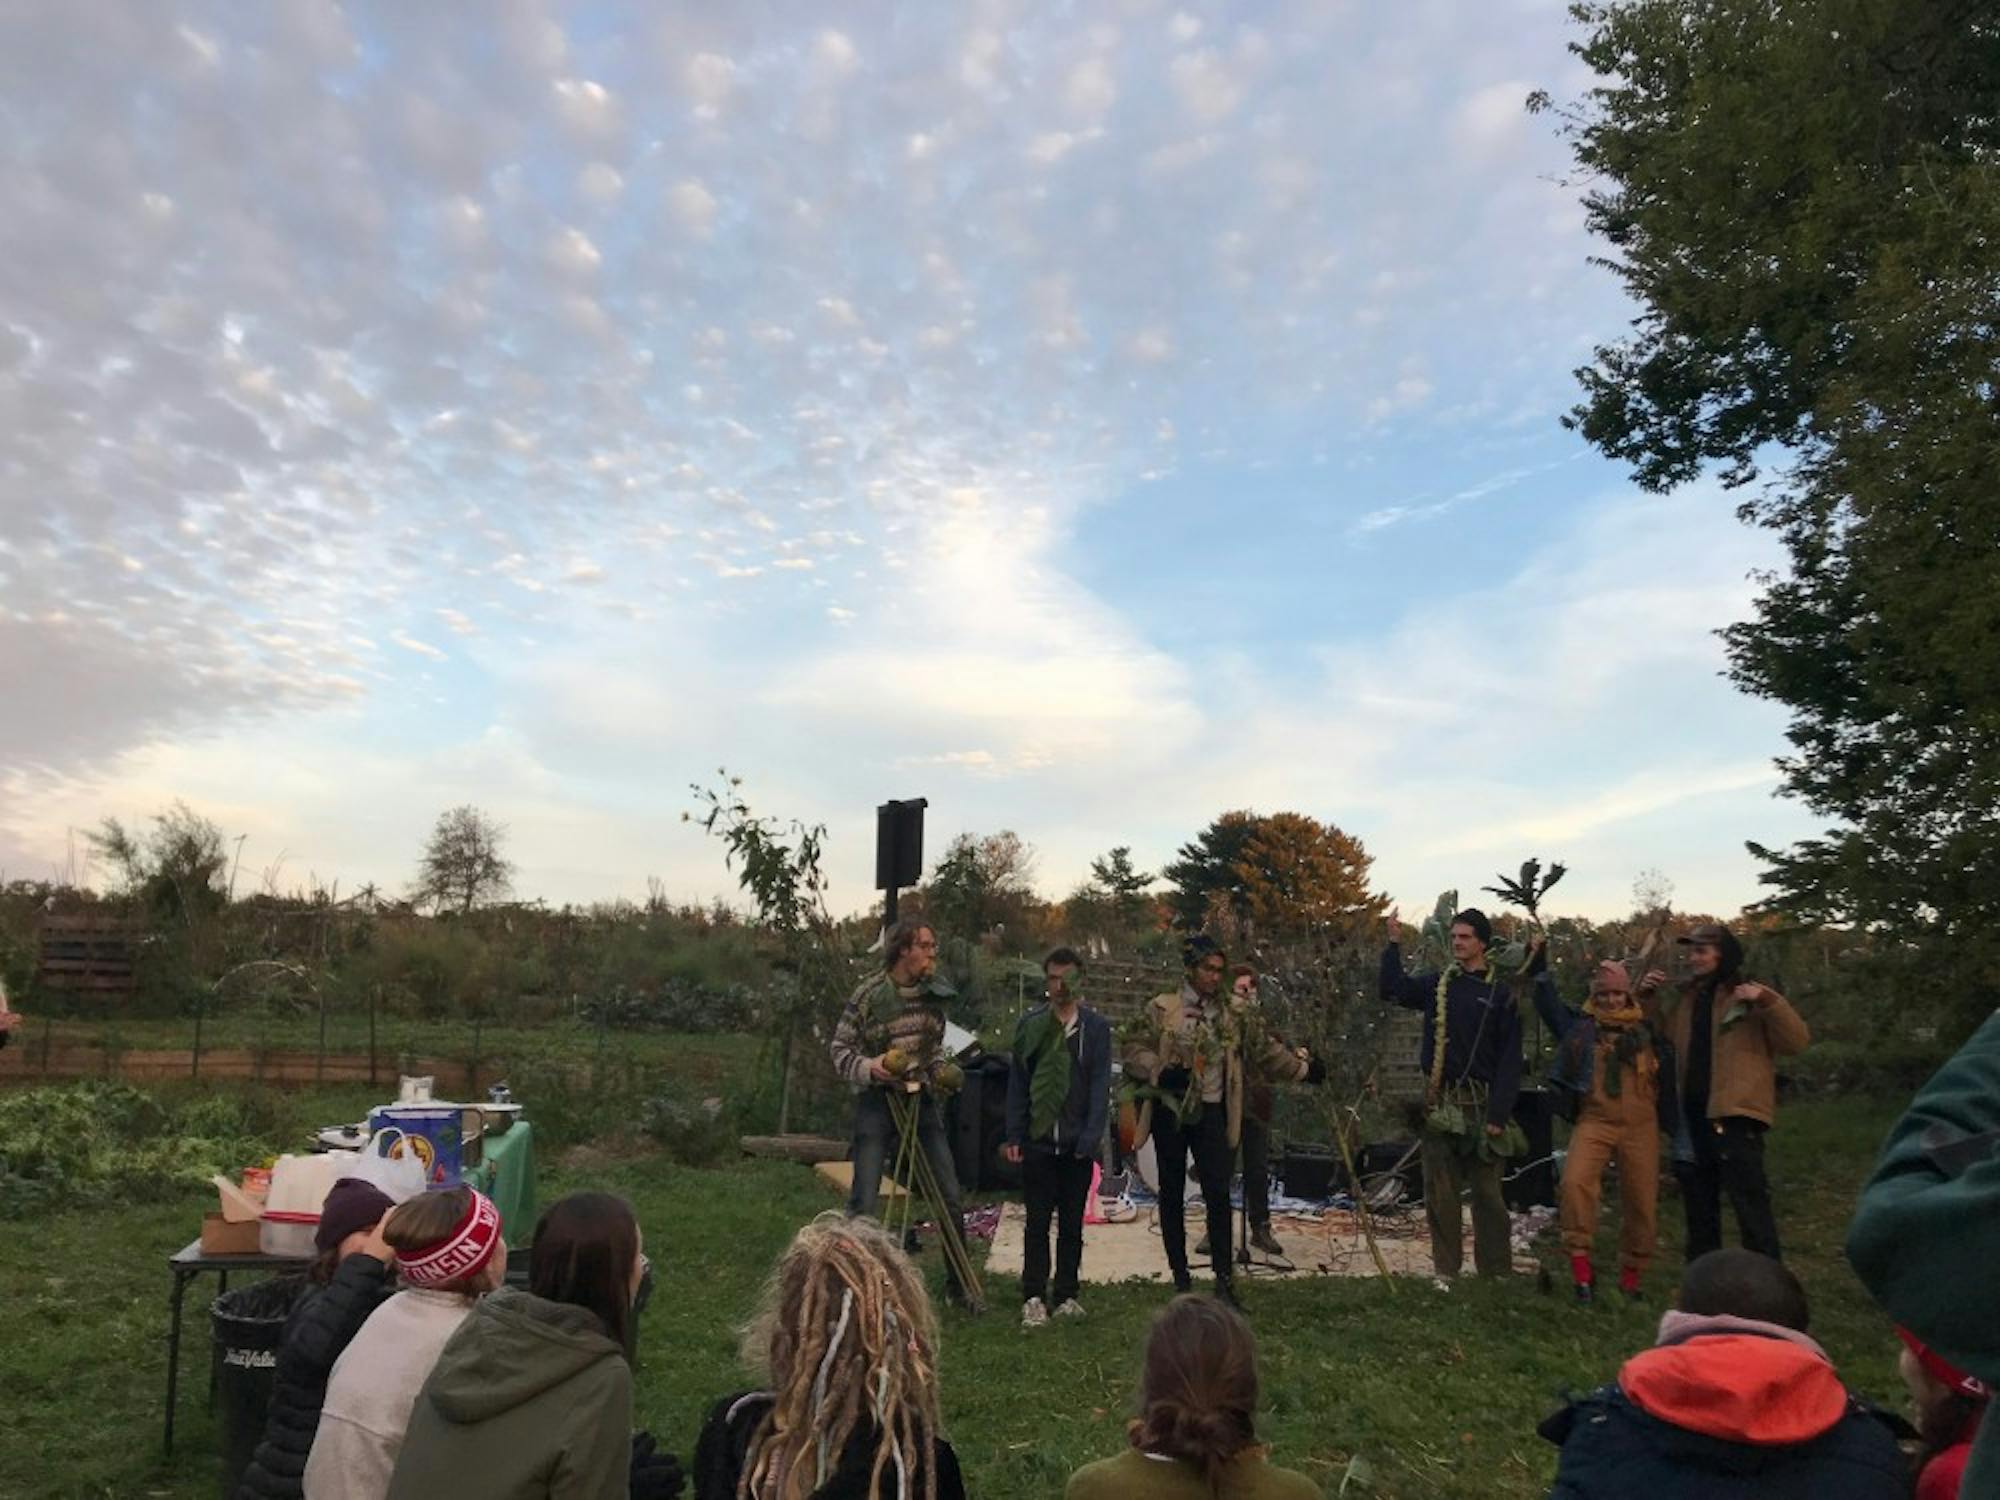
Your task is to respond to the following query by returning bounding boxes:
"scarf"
[1580,994,1656,1099]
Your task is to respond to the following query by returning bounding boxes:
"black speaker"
[875,799,927,892]
[948,1055,1017,1191]
[1505,1089,1557,1209]
[1279,1144,1341,1200]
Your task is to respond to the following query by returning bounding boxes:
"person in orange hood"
[1899,1327,1990,1500]
[1539,1249,1906,1498]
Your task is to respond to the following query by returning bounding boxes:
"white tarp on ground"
[982,1199,1547,1284]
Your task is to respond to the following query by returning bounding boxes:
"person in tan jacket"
[1639,922,1809,1262]
[1122,936,1323,1302]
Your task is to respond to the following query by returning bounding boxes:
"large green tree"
[1166,811,1381,940]
[1539,0,2000,1034]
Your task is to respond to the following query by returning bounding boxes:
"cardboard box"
[200,1211,264,1255]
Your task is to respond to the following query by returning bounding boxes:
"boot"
[1249,1223,1286,1259]
[1570,1252,1595,1305]
[1194,1234,1211,1258]
[1619,1266,1643,1301]
[1214,1277,1243,1310]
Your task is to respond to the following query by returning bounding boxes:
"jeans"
[1421,1133,1511,1277]
[1240,1111,1272,1230]
[1020,1149,1094,1307]
[1153,1104,1236,1287]
[1678,1115,1781,1262]
[846,1088,968,1290]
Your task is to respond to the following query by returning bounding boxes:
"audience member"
[1538,1248,1906,1498]
[1848,1009,2000,1498]
[304,1187,505,1500]
[694,1214,965,1500]
[387,1191,649,1500]
[1898,1328,1989,1500]
[1065,1294,1320,1500]
[236,1178,398,1500]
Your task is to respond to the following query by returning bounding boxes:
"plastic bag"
[260,1151,352,1257]
[346,1128,427,1203]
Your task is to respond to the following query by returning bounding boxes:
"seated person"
[1539,1248,1907,1498]
[694,1214,965,1500]
[1065,1294,1320,1499]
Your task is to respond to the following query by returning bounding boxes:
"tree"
[1166,811,1382,939]
[1162,812,1262,931]
[86,801,230,927]
[1537,0,2000,1033]
[413,806,515,914]
[922,831,1037,939]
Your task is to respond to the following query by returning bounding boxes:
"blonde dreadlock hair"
[738,1213,943,1500]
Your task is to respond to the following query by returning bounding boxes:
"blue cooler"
[366,1104,471,1188]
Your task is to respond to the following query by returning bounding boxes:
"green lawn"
[0,1092,1911,1500]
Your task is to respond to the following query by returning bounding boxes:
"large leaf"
[1019,1009,1072,1140]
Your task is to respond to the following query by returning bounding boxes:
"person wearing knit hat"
[304,1188,506,1500]
[1900,1327,1991,1498]
[234,1179,398,1500]
[1535,951,1674,1303]
[1379,904,1524,1279]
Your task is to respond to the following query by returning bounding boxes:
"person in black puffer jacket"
[234,1178,397,1500]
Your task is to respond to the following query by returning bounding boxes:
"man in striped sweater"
[829,919,970,1302]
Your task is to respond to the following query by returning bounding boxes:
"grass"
[0,1091,1911,1500]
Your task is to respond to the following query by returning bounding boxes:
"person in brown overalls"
[1534,957,1672,1303]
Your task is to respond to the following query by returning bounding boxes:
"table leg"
[164,1269,191,1454]
[208,1270,229,1407]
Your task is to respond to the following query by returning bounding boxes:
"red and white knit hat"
[396,1190,503,1288]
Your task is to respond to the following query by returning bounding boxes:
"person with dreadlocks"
[1380,905,1524,1279]
[693,1214,966,1500]
[1534,951,1676,1303]
[829,920,970,1304]
[1639,922,1809,1262]
[1123,936,1325,1304]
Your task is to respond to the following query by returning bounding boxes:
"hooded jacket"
[235,1253,395,1500]
[1639,932,1809,1128]
[387,1287,632,1500]
[1539,1313,1907,1498]
[1849,1007,2000,1500]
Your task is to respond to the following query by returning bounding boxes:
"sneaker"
[1194,1234,1211,1258]
[1214,1279,1243,1310]
[1020,1297,1048,1329]
[1249,1225,1286,1259]
[1574,1280,1594,1305]
[1052,1298,1086,1319]
[1172,1271,1194,1294]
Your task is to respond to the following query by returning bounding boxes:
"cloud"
[1168,50,1244,124]
[391,634,447,662]
[667,178,718,236]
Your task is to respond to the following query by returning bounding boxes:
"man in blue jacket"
[1004,946,1112,1329]
[1381,906,1524,1278]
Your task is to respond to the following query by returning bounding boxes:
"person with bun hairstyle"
[304,1187,506,1500]
[388,1191,650,1500]
[235,1178,398,1500]
[1065,1294,1319,1499]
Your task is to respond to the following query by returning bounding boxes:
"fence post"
[368,985,379,1088]
[470,1017,482,1097]
[40,1015,52,1076]
[317,987,328,1086]
[593,999,607,1092]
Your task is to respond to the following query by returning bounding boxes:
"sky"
[0,0,1820,923]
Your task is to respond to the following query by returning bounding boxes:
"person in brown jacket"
[1639,922,1809,1262]
[1122,936,1324,1303]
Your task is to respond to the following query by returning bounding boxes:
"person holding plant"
[1639,922,1808,1262]
[828,919,971,1303]
[1064,1294,1320,1500]
[1535,954,1674,1303]
[1380,905,1524,1279]
[1003,946,1113,1328]
[1124,936,1323,1303]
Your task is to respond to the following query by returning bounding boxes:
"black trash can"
[211,1277,308,1498]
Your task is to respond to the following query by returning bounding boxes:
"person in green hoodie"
[1847,1008,2000,1499]
[388,1192,650,1500]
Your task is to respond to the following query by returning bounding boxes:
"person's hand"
[1384,906,1400,936]
[1302,1052,1328,1086]
[867,1054,896,1083]
[358,1214,392,1264]
[1732,982,1767,1005]
[1485,1123,1504,1139]
[1002,1143,1023,1164]
[1640,968,1668,994]
[629,1431,685,1500]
